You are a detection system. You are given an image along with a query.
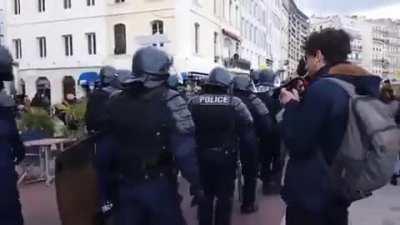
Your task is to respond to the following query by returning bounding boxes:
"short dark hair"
[304,28,351,64]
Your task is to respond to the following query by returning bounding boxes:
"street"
[19,179,400,225]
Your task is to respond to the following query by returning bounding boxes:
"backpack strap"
[324,77,356,97]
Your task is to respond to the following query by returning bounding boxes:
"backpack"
[326,78,400,202]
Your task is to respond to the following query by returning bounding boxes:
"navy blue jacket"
[0,95,25,225]
[281,64,381,212]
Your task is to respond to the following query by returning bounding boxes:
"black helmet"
[207,67,232,88]
[233,76,254,92]
[131,47,172,88]
[99,66,117,86]
[258,69,281,88]
[0,46,15,81]
[167,73,184,90]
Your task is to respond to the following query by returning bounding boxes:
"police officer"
[233,75,274,214]
[85,66,119,133]
[0,46,25,225]
[189,67,257,225]
[251,69,283,195]
[105,47,203,225]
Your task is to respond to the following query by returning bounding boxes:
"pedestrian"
[104,47,204,225]
[251,69,283,195]
[0,46,25,225]
[381,85,400,186]
[279,28,383,225]
[232,75,274,214]
[189,67,258,225]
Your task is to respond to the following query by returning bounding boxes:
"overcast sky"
[296,0,400,19]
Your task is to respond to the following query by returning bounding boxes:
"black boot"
[240,203,259,214]
[262,181,281,195]
[391,175,398,186]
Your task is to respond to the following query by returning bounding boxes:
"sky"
[296,0,400,19]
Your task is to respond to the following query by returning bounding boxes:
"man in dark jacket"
[104,47,203,225]
[189,68,258,225]
[280,28,381,225]
[252,69,283,195]
[232,75,274,214]
[0,46,25,225]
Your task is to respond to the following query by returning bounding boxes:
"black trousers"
[198,152,236,225]
[286,203,349,225]
[259,137,282,185]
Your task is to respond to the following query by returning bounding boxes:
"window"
[64,0,71,9]
[194,23,200,54]
[214,32,218,62]
[222,0,225,19]
[151,20,164,35]
[115,0,125,2]
[37,37,47,58]
[229,0,232,24]
[213,0,217,15]
[114,24,126,55]
[38,0,45,12]
[86,33,96,55]
[151,20,164,47]
[87,0,95,6]
[63,35,73,56]
[14,0,21,15]
[13,39,22,59]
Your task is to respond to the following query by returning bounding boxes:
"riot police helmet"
[99,66,118,86]
[233,75,254,92]
[167,73,184,90]
[258,69,281,88]
[206,67,233,88]
[0,46,15,81]
[131,47,173,88]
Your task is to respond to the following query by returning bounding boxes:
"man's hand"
[279,88,300,105]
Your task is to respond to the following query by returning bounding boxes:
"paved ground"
[349,185,400,225]
[19,180,400,225]
[19,180,285,225]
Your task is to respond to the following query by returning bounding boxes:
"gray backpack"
[327,78,400,202]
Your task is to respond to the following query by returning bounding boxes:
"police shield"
[55,136,100,225]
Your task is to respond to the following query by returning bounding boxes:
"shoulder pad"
[165,89,195,134]
[249,94,269,116]
[231,96,253,124]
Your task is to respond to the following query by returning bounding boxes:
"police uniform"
[105,47,202,225]
[233,76,274,213]
[253,69,283,194]
[189,68,257,225]
[0,46,25,225]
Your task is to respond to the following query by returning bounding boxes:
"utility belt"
[118,165,178,185]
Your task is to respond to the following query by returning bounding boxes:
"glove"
[95,201,113,225]
[190,189,205,207]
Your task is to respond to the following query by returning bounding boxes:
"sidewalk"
[349,185,400,225]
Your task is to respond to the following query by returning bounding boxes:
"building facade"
[5,0,246,104]
[0,0,5,45]
[287,0,309,77]
[239,0,268,70]
[310,15,400,80]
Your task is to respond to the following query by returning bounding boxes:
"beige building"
[5,0,245,104]
[287,0,309,77]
